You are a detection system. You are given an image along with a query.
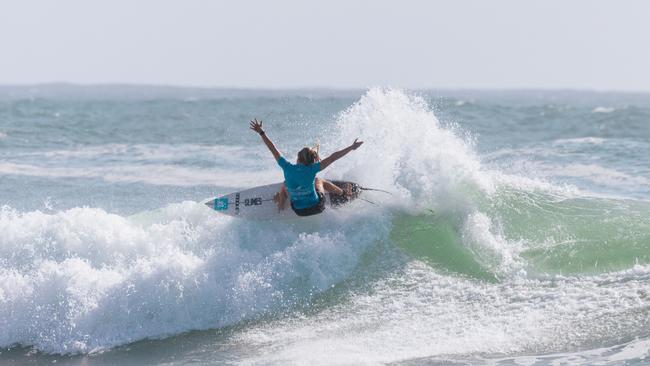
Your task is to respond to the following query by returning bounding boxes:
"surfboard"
[204,180,361,219]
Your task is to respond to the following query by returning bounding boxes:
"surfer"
[250,118,363,216]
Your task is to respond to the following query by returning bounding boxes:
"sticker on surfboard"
[213,198,229,211]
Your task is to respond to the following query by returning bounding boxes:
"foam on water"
[237,260,650,365]
[1,88,649,364]
[0,202,389,354]
[0,88,524,355]
[553,136,607,145]
[239,263,650,365]
[592,106,616,113]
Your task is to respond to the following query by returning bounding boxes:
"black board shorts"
[291,192,326,217]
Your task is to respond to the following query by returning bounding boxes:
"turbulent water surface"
[1,85,649,365]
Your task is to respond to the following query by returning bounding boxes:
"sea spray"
[327,88,522,275]
[329,88,493,207]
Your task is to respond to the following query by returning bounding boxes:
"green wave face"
[391,188,650,278]
[487,189,650,275]
[391,213,497,281]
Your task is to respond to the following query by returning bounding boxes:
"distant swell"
[0,143,282,187]
[0,161,276,187]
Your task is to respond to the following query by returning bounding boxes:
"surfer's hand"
[250,118,264,135]
[351,138,363,150]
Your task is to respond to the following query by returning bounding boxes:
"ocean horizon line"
[1,82,649,95]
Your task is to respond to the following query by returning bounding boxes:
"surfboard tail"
[328,181,361,207]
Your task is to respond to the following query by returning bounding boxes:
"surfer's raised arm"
[250,118,281,161]
[319,138,363,170]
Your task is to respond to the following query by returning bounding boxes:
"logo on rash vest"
[214,198,229,210]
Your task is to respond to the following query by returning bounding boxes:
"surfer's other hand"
[249,118,264,134]
[351,138,363,150]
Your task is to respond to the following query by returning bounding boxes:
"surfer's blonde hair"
[297,145,320,165]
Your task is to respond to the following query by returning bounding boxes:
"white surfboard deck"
[205,180,361,219]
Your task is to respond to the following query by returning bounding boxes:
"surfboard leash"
[358,186,393,195]
[357,197,377,205]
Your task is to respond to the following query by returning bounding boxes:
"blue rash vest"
[277,156,321,209]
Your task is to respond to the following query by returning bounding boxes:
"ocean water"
[1,85,649,365]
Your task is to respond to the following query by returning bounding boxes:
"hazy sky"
[1,0,649,90]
